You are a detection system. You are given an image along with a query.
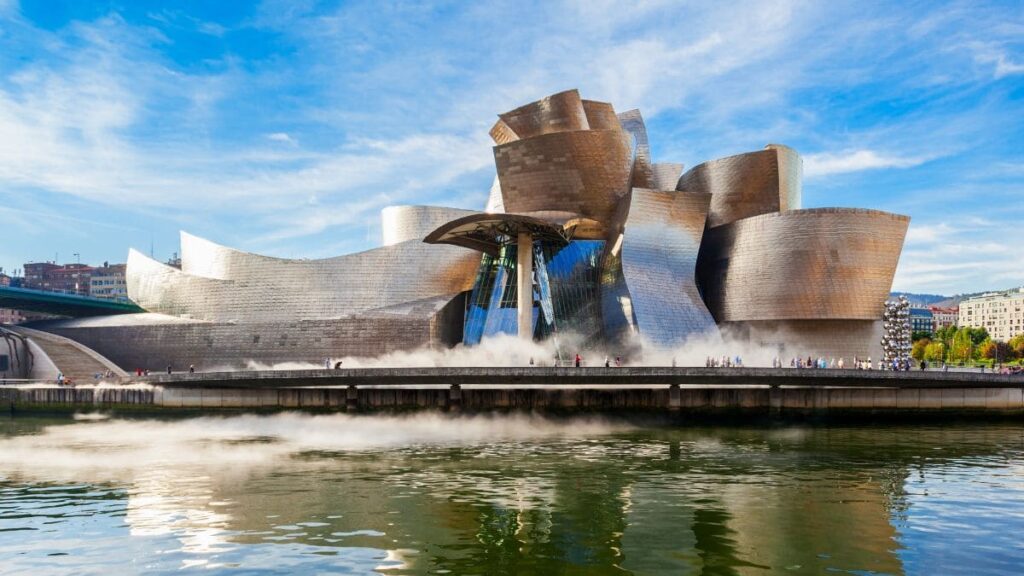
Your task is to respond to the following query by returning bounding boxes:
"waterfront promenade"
[2,367,1023,414]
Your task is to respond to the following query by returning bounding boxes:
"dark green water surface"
[1,413,1022,575]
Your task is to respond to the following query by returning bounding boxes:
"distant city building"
[23,262,94,295]
[959,289,1024,342]
[89,263,128,301]
[909,307,934,335]
[928,306,958,331]
[0,273,10,287]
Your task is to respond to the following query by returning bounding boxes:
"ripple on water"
[0,416,1023,574]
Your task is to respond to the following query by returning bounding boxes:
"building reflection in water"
[5,417,1024,574]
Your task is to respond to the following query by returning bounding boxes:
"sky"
[0,0,1020,295]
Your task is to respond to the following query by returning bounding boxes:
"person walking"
[166,365,172,375]
[604,356,610,368]
[575,353,581,368]
[189,365,195,374]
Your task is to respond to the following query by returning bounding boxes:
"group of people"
[545,354,624,367]
[706,356,743,368]
[132,364,196,376]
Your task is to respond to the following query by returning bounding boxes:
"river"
[1,413,1022,574]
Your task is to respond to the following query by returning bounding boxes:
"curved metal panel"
[381,205,478,246]
[484,175,505,213]
[649,163,684,191]
[616,109,654,190]
[696,208,909,322]
[132,235,479,323]
[768,143,802,212]
[581,99,619,130]
[720,320,884,361]
[497,89,588,139]
[618,189,718,345]
[488,119,519,145]
[494,129,633,225]
[676,145,803,227]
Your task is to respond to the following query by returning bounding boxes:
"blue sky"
[0,0,1020,295]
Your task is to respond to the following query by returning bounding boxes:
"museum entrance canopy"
[423,212,604,256]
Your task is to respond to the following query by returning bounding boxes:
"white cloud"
[892,218,1024,295]
[265,132,294,144]
[993,54,1024,79]
[803,149,929,177]
[967,41,1024,79]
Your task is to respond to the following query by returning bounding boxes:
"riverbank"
[2,367,1023,415]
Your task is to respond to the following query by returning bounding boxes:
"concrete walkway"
[132,366,1024,389]
[10,327,127,383]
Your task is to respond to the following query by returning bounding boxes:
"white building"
[89,264,128,301]
[958,289,1024,342]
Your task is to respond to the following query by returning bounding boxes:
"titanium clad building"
[29,89,909,368]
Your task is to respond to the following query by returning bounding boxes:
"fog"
[0,412,627,483]
[230,329,794,371]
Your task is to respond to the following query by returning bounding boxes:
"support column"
[346,385,358,412]
[517,231,533,341]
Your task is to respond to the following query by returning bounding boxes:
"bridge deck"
[0,286,144,317]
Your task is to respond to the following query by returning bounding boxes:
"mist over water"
[3,415,1024,575]
[233,330,792,371]
[0,412,626,483]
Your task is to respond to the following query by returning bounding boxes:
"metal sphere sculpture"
[881,296,912,370]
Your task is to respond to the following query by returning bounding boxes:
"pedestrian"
[615,356,622,368]
[189,364,195,374]
[334,361,343,369]
[324,357,331,369]
[553,353,559,367]
[166,365,172,375]
[575,353,581,368]
[604,356,610,368]
[529,357,535,366]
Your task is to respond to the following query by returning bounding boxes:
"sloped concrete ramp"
[9,326,127,383]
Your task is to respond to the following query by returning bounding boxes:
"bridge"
[0,286,144,317]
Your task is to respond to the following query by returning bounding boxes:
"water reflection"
[1,414,1023,574]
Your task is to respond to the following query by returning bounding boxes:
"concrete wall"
[4,385,1024,414]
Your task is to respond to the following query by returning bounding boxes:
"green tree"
[911,338,930,361]
[951,328,974,363]
[924,342,946,362]
[968,327,990,347]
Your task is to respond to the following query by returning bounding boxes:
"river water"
[0,413,1022,575]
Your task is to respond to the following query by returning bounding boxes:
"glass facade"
[535,240,606,346]
[463,240,606,348]
[463,247,529,346]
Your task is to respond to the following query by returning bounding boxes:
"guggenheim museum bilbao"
[34,90,909,369]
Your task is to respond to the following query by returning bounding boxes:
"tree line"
[912,326,1024,365]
